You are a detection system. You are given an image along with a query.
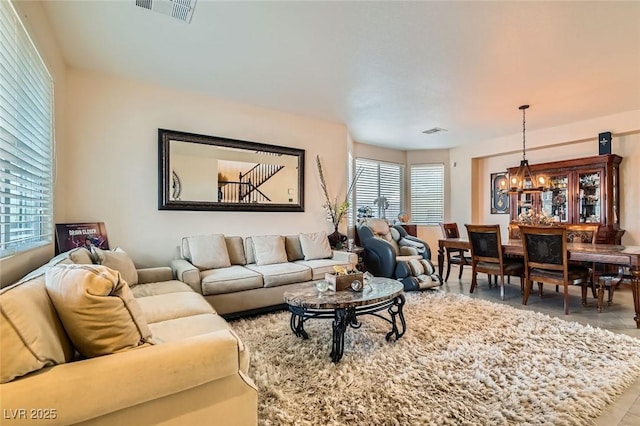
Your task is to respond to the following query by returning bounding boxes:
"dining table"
[438,238,640,328]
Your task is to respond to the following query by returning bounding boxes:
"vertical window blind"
[0,0,54,257]
[354,158,403,222]
[410,163,444,225]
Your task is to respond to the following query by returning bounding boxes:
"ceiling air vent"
[135,0,197,24]
[422,127,447,135]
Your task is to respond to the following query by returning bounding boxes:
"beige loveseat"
[171,232,358,316]
[0,247,257,425]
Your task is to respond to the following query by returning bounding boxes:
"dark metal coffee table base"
[288,294,406,362]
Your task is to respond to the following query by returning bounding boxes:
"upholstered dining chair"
[519,225,592,315]
[464,224,524,300]
[439,223,471,282]
[561,224,599,295]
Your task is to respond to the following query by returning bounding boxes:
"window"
[410,163,444,225]
[354,158,403,222]
[0,1,54,258]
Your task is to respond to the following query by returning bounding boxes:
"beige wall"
[61,69,348,268]
[451,110,640,245]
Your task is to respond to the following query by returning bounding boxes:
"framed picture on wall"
[490,172,509,214]
[55,222,110,255]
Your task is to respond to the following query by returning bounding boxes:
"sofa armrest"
[171,259,201,293]
[137,266,173,284]
[331,250,358,265]
[0,330,256,426]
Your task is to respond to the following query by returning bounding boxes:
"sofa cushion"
[294,258,353,280]
[251,235,287,266]
[0,274,74,384]
[184,234,231,270]
[130,280,195,298]
[299,231,332,260]
[45,264,152,358]
[225,236,247,265]
[93,247,138,286]
[200,266,263,296]
[149,315,250,374]
[149,313,231,343]
[136,292,214,324]
[245,263,312,287]
[285,235,304,261]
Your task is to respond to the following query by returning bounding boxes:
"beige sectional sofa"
[0,247,257,425]
[172,232,358,316]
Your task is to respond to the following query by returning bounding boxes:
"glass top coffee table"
[283,277,406,362]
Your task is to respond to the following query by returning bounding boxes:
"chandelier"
[508,105,547,193]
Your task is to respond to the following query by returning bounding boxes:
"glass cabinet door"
[578,171,602,223]
[516,191,534,218]
[542,174,569,223]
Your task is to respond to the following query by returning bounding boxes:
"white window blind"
[0,0,53,257]
[355,158,403,221]
[410,163,444,225]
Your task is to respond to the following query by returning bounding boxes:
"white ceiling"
[39,0,640,150]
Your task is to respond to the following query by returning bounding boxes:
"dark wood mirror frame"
[158,129,305,212]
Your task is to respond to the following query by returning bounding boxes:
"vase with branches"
[316,155,362,248]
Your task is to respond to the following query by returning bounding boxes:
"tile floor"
[439,266,640,425]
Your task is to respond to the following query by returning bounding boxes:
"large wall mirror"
[158,129,305,212]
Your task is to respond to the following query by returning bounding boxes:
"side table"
[339,246,365,272]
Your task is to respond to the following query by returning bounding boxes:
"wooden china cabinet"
[508,154,624,244]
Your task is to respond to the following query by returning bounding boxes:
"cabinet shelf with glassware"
[508,154,624,244]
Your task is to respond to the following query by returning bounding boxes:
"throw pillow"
[92,247,138,286]
[45,264,152,358]
[285,235,304,261]
[185,234,231,270]
[299,231,332,260]
[251,235,287,265]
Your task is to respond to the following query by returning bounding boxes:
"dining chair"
[563,224,599,295]
[596,267,633,312]
[464,224,524,300]
[564,224,599,244]
[519,225,592,315]
[508,223,521,240]
[439,223,471,282]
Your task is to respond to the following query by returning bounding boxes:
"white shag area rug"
[231,292,640,426]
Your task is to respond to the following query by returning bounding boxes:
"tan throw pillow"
[285,235,304,261]
[252,235,287,266]
[299,231,333,260]
[45,264,152,358]
[93,247,138,286]
[185,234,231,270]
[225,236,246,265]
